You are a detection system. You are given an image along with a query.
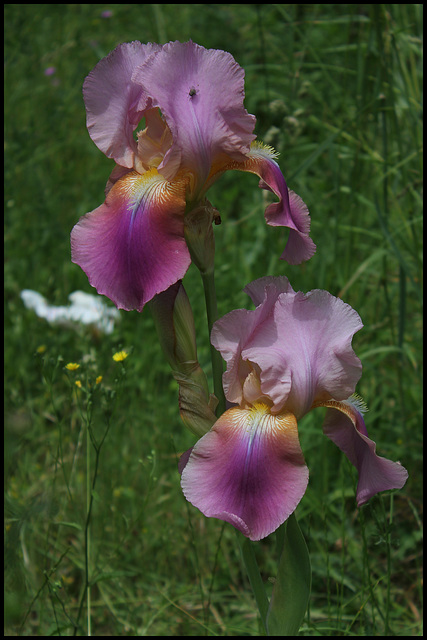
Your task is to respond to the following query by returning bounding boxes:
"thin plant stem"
[200,269,226,416]
[205,522,226,634]
[86,420,91,637]
[74,402,112,636]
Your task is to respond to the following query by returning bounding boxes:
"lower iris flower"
[71,41,315,312]
[180,276,408,541]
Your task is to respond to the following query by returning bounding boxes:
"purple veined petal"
[237,143,316,264]
[71,168,190,312]
[243,288,363,416]
[210,276,295,406]
[83,41,162,168]
[181,403,309,541]
[132,40,256,193]
[320,397,409,505]
[207,142,316,264]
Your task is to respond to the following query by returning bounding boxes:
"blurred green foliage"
[5,4,422,636]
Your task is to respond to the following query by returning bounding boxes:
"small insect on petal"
[189,86,197,97]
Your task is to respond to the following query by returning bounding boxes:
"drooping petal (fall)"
[181,402,309,541]
[320,397,408,505]
[83,41,162,169]
[71,168,190,311]
[131,40,256,193]
[235,143,316,264]
[207,143,316,264]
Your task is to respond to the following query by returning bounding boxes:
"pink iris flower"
[180,276,408,541]
[71,41,316,311]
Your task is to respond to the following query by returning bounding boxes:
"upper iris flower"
[180,276,408,541]
[71,41,315,311]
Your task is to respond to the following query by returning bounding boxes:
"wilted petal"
[321,397,408,505]
[132,40,256,192]
[71,168,190,311]
[181,403,309,541]
[83,41,162,168]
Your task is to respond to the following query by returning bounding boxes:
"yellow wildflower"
[75,380,82,388]
[112,350,128,362]
[95,376,103,385]
[65,363,80,371]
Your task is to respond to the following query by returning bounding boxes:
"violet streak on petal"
[181,403,309,541]
[71,168,190,311]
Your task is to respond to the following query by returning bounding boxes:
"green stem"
[86,423,91,637]
[200,269,226,416]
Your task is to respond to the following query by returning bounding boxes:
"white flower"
[20,290,120,334]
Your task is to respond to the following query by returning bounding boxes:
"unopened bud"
[149,281,217,436]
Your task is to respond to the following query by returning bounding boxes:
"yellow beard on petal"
[219,401,304,465]
[113,167,189,211]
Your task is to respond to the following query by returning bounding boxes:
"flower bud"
[149,281,217,436]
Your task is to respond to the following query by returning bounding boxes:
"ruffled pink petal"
[132,40,256,192]
[83,41,162,168]
[243,288,363,417]
[71,168,190,311]
[321,398,408,505]
[211,277,363,417]
[210,277,294,405]
[181,403,309,541]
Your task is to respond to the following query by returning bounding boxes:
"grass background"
[4,4,422,636]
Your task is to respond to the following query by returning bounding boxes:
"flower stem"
[200,269,226,417]
[86,424,91,637]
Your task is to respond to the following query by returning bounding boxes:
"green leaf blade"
[266,513,311,636]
